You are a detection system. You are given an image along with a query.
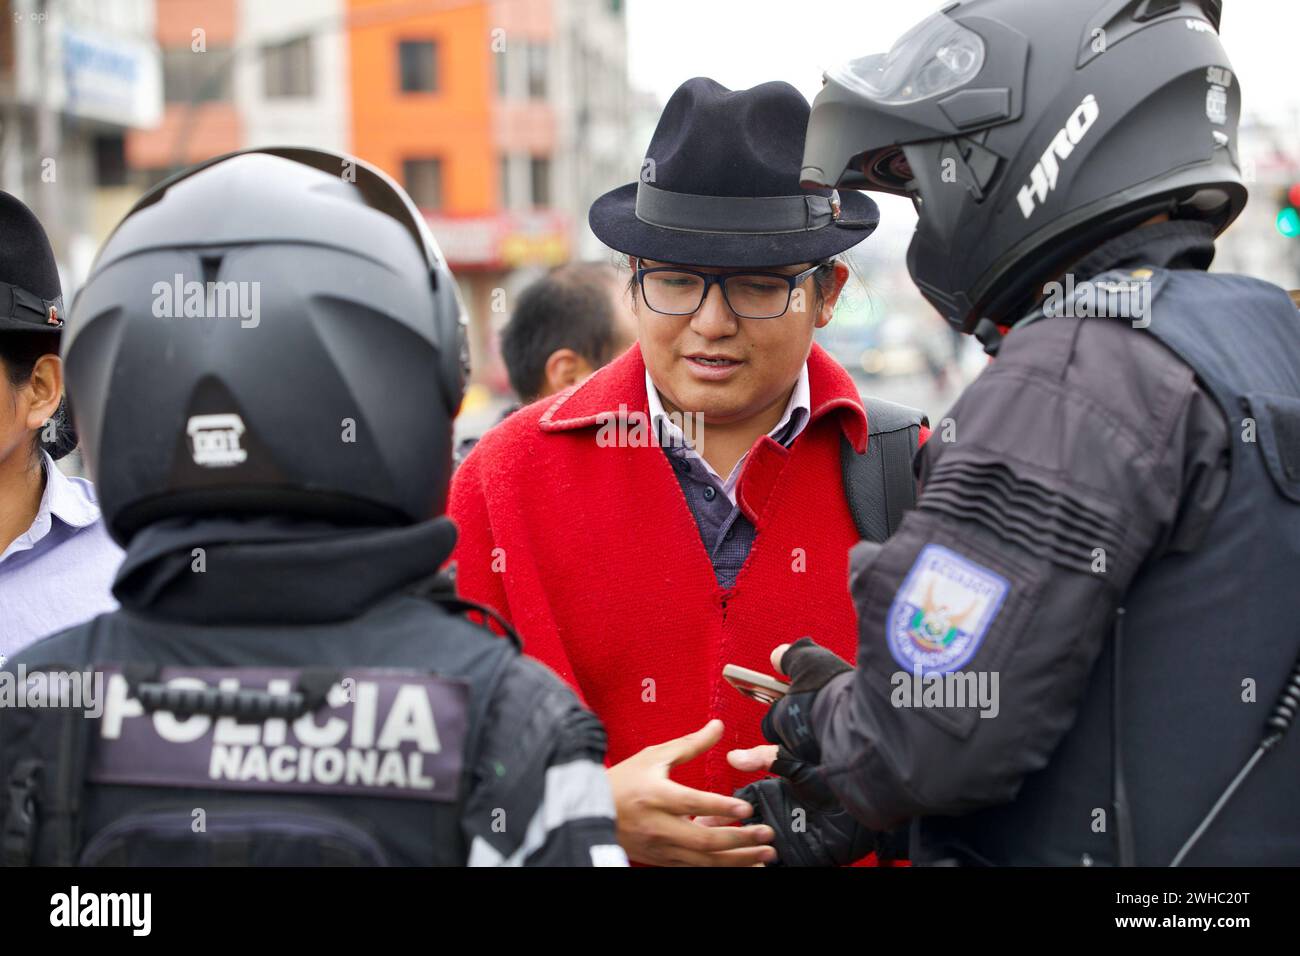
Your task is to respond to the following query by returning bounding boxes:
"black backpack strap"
[841,397,928,543]
[413,571,523,652]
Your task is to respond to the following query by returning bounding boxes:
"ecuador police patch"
[888,544,1009,675]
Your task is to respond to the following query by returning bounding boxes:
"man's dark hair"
[501,262,626,402]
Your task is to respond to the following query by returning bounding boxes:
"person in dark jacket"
[737,0,1300,866]
[0,148,625,868]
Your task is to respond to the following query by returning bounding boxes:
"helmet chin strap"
[972,318,1005,357]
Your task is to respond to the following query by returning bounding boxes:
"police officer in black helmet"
[735,0,1300,865]
[0,148,626,867]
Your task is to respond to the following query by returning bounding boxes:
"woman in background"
[0,191,121,656]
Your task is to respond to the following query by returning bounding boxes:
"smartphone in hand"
[723,664,789,705]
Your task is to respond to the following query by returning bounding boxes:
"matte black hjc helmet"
[64,147,469,545]
[802,0,1246,335]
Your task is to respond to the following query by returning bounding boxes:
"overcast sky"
[627,0,1300,124]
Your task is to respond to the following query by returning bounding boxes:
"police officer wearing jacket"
[738,0,1300,865]
[0,148,626,867]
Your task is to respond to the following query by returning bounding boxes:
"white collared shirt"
[646,362,811,505]
[0,452,123,657]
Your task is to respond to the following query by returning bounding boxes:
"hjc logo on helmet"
[1016,94,1102,219]
[187,413,248,467]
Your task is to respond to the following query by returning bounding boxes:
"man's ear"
[815,261,851,330]
[23,353,63,431]
[543,348,595,395]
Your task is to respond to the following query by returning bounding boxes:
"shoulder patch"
[888,544,1010,675]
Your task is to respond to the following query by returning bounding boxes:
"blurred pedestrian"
[455,261,636,464]
[502,261,637,404]
[449,78,928,866]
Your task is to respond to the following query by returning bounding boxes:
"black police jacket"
[0,516,624,866]
[809,220,1300,865]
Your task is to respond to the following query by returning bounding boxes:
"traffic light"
[1278,183,1300,238]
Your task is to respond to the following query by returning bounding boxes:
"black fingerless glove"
[761,637,853,764]
[735,774,879,867]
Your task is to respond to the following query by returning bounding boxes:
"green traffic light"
[1278,207,1300,238]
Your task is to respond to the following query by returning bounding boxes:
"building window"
[398,40,438,93]
[403,158,443,210]
[263,36,313,98]
[529,156,551,207]
[163,46,233,103]
[526,43,547,99]
[93,134,127,187]
[499,155,511,209]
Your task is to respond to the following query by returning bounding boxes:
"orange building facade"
[348,0,498,215]
[347,0,571,386]
[125,0,629,390]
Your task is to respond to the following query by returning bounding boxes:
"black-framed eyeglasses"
[634,260,826,319]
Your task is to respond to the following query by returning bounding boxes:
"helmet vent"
[1135,0,1182,22]
[200,253,224,286]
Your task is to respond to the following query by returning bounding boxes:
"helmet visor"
[827,11,984,105]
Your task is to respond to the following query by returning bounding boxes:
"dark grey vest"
[1,583,516,867]
[917,268,1300,866]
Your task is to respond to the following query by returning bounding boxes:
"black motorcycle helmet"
[801,0,1246,334]
[64,147,469,545]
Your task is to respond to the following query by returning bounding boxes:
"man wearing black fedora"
[449,77,928,866]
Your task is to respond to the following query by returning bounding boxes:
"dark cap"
[0,190,64,333]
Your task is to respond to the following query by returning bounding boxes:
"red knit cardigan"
[448,342,926,804]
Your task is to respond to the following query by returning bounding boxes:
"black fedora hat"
[589,77,879,269]
[0,190,64,334]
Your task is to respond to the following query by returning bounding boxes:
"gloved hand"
[734,766,878,867]
[761,637,853,764]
